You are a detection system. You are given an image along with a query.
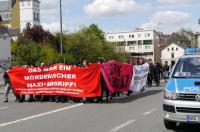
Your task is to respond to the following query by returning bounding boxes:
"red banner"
[8,64,101,98]
[101,61,133,93]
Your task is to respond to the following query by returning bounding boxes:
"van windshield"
[172,57,200,78]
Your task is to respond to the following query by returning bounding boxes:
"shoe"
[27,99,33,102]
[4,99,8,103]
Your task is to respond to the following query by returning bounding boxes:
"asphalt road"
[0,84,200,132]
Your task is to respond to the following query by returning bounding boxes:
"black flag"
[0,15,2,22]
[11,0,16,7]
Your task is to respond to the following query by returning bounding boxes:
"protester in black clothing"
[163,62,170,82]
[154,62,162,86]
[147,59,154,87]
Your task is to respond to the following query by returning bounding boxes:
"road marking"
[110,119,136,132]
[0,107,8,110]
[142,108,157,116]
[0,103,83,128]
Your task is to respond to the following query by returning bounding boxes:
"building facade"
[0,0,40,32]
[20,0,40,31]
[0,27,11,68]
[161,43,184,66]
[105,29,161,63]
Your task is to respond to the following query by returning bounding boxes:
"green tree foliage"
[40,45,59,64]
[14,42,41,66]
[62,24,125,63]
[12,24,124,66]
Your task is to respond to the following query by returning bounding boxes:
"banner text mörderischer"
[24,73,76,81]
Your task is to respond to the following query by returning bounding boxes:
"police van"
[163,48,200,129]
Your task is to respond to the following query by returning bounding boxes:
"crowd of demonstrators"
[1,60,106,104]
[147,59,164,87]
[1,58,173,104]
[146,59,176,87]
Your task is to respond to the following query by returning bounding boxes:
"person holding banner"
[1,66,20,103]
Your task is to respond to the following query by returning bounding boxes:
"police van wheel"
[164,119,176,130]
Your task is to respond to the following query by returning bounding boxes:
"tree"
[12,24,61,65]
[40,45,59,64]
[14,42,41,66]
[21,23,58,48]
[61,24,125,63]
[12,23,125,66]
[82,24,105,41]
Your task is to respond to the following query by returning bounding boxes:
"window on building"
[143,40,153,45]
[127,41,136,46]
[109,36,114,39]
[138,40,142,45]
[129,47,135,50]
[129,34,134,38]
[176,47,178,51]
[138,34,141,38]
[145,46,151,49]
[28,1,31,6]
[37,13,40,21]
[145,33,150,37]
[172,47,174,51]
[168,48,169,51]
[171,53,174,58]
[118,35,124,39]
[34,12,38,21]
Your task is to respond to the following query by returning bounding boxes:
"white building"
[161,43,184,66]
[0,27,11,68]
[20,0,40,31]
[105,29,160,62]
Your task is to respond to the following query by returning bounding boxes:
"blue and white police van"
[163,48,200,129]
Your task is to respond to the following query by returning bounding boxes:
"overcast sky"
[1,0,200,33]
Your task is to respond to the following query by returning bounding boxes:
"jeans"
[4,83,11,100]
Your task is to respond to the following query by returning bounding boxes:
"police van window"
[172,57,200,78]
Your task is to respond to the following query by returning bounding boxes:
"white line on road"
[110,119,136,132]
[0,103,83,128]
[142,108,157,116]
[0,107,8,110]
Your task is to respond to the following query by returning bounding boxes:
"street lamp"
[60,0,63,54]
